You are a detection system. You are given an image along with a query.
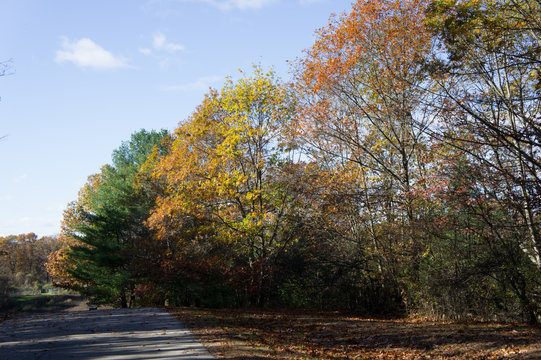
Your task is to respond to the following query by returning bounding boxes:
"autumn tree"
[147,67,300,306]
[293,0,436,312]
[39,0,541,321]
[46,174,103,289]
[426,0,541,321]
[0,233,62,305]
[427,0,541,265]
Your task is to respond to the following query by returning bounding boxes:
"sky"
[0,0,353,237]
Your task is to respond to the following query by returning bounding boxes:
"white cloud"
[195,0,277,10]
[139,47,152,55]
[55,37,129,69]
[140,33,184,57]
[153,32,184,53]
[13,174,27,183]
[144,0,312,13]
[0,216,60,236]
[164,75,223,92]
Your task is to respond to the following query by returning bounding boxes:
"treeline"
[47,0,541,322]
[0,233,62,306]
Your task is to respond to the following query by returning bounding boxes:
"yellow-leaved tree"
[147,67,299,305]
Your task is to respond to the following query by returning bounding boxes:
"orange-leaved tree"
[293,0,437,311]
[147,67,300,306]
[45,173,103,289]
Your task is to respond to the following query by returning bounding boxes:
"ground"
[1,294,90,320]
[170,308,541,360]
[0,306,214,359]
[2,296,540,359]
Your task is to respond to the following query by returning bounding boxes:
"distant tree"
[0,233,62,302]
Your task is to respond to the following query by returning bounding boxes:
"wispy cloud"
[0,216,60,236]
[139,32,185,62]
[139,47,152,55]
[16,216,54,226]
[199,0,277,10]
[153,32,184,53]
[55,37,129,70]
[145,0,277,12]
[13,174,27,184]
[164,75,223,92]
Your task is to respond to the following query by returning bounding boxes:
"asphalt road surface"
[0,307,215,359]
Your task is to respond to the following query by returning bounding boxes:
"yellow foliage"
[146,66,298,263]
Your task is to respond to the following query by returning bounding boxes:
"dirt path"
[0,307,215,359]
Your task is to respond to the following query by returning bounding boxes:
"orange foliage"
[291,0,438,307]
[295,0,432,140]
[45,172,103,289]
[147,68,296,253]
[298,0,431,92]
[45,243,80,289]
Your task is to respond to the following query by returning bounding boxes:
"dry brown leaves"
[169,308,541,360]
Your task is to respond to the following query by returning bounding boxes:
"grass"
[10,294,56,302]
[1,293,85,320]
[9,294,57,311]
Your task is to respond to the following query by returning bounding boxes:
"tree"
[0,59,12,77]
[425,0,541,321]
[50,129,168,307]
[426,0,541,268]
[147,67,300,306]
[46,173,103,289]
[0,233,62,303]
[0,59,13,141]
[293,0,436,311]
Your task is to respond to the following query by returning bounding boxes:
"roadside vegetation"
[1,1,540,357]
[0,233,83,320]
[44,0,541,325]
[0,233,63,310]
[1,294,84,319]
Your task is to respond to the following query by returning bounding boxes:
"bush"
[276,280,311,308]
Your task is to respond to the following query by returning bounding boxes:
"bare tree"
[0,59,13,141]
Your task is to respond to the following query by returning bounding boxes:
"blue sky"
[0,0,352,237]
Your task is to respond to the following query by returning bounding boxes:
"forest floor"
[170,307,541,360]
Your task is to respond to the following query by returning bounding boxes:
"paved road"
[0,307,215,359]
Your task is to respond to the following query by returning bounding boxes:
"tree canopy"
[47,0,541,322]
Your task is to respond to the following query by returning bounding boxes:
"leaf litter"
[170,308,541,359]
